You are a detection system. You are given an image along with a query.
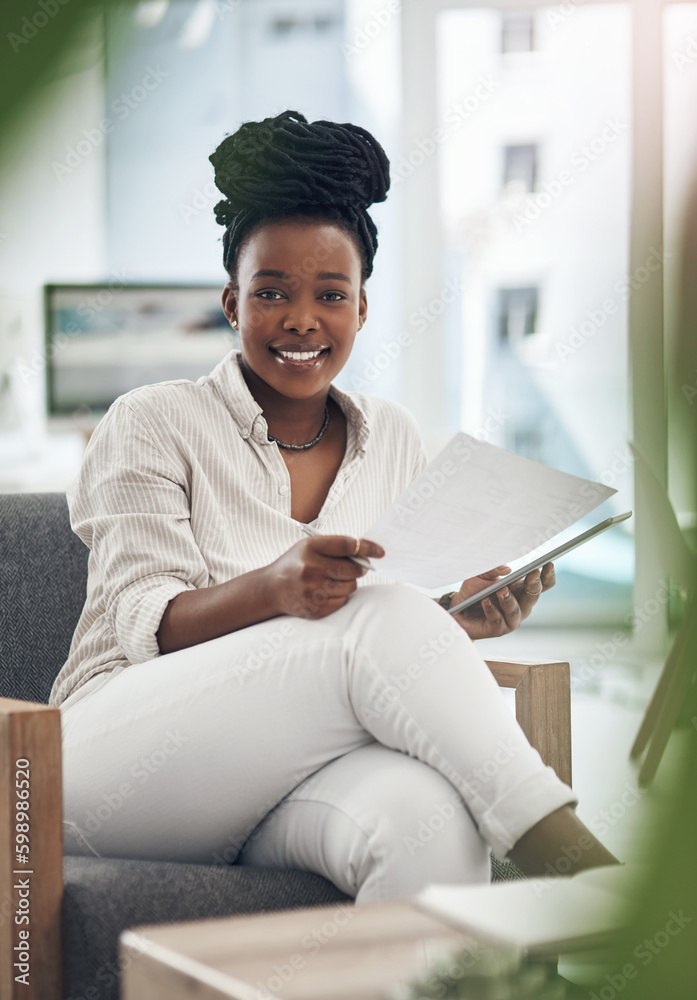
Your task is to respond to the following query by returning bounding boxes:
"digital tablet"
[447,511,633,616]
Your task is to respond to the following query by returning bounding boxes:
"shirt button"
[279,485,289,495]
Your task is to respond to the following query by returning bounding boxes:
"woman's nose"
[282,303,319,332]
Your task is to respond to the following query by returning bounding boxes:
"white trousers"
[60,584,577,904]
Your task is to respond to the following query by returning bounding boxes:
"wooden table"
[119,899,483,1000]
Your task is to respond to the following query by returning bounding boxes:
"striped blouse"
[48,349,428,708]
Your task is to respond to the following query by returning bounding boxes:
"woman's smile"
[269,344,332,371]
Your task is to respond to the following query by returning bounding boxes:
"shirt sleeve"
[68,397,209,665]
[412,437,429,481]
[399,403,428,483]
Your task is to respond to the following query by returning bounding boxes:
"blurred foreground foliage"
[3,0,101,128]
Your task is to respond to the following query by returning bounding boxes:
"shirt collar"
[207,349,370,453]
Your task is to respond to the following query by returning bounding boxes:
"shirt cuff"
[113,578,196,665]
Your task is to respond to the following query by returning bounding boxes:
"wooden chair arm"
[485,660,572,788]
[0,698,63,1000]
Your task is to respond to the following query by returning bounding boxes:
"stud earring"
[231,319,238,328]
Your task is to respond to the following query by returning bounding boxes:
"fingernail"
[484,598,492,607]
[502,589,510,599]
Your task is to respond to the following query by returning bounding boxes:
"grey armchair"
[0,493,571,1000]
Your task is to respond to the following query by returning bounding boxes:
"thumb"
[478,565,511,580]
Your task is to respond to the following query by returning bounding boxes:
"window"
[496,286,539,341]
[268,6,339,36]
[502,143,537,193]
[430,2,634,625]
[501,12,534,53]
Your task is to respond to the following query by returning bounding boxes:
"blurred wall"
[0,12,106,456]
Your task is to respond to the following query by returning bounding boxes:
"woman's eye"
[257,290,283,300]
[321,292,345,302]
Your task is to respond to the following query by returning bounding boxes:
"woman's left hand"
[446,562,556,640]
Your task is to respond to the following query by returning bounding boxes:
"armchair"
[0,493,571,1000]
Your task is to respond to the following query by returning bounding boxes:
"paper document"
[364,433,616,589]
[414,864,643,955]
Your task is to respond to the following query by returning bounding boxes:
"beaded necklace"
[267,405,330,451]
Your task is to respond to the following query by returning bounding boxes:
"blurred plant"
[385,942,568,1000]
[582,142,697,1000]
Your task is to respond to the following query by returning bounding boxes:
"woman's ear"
[221,282,239,327]
[358,287,368,330]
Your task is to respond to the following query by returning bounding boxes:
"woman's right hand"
[265,535,385,619]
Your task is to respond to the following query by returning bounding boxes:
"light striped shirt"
[49,350,428,708]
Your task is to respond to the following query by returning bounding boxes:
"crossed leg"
[61,583,576,884]
[237,742,491,903]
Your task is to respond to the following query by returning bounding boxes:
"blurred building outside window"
[435,3,633,625]
[500,11,534,54]
[496,285,539,341]
[502,143,537,193]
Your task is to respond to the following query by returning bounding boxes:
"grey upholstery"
[62,857,350,999]
[0,492,89,704]
[1,492,521,1000]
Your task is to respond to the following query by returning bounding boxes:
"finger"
[481,596,508,634]
[348,536,385,560]
[478,565,512,581]
[299,594,352,618]
[322,577,359,598]
[540,562,556,591]
[307,534,385,560]
[495,585,522,629]
[323,557,366,581]
[314,595,353,617]
[516,569,543,616]
[299,582,355,615]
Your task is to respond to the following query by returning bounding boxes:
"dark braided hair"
[209,110,390,285]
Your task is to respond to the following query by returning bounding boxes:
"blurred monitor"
[44,283,238,419]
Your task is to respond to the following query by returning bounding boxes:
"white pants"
[60,584,577,904]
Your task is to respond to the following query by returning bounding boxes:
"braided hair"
[209,110,390,285]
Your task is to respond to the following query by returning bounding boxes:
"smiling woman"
[54,109,617,904]
[210,112,380,468]
[219,220,365,524]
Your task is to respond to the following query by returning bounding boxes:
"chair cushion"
[62,856,351,1000]
[0,492,88,703]
[491,854,524,882]
[62,854,523,999]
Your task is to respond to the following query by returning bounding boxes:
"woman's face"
[221,220,367,400]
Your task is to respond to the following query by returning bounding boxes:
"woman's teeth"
[276,349,325,360]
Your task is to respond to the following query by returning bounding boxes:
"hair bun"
[209,110,390,227]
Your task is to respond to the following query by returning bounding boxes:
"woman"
[53,111,616,902]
